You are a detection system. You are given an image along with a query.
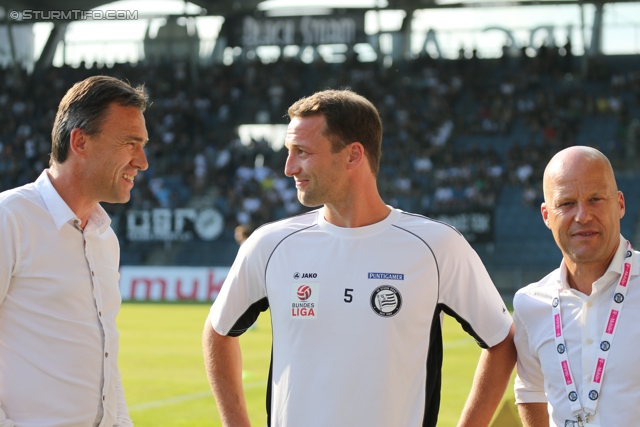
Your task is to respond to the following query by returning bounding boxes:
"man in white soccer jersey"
[514,146,640,427]
[203,89,516,427]
[0,76,147,426]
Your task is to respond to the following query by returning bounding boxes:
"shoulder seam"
[264,222,319,284]
[254,209,318,233]
[391,223,441,304]
[398,211,463,237]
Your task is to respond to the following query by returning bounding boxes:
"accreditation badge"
[565,420,600,427]
[565,421,601,427]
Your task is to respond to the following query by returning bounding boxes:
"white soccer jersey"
[209,207,511,427]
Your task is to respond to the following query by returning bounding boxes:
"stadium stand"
[1,50,638,293]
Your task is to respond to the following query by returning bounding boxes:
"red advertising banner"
[119,266,230,302]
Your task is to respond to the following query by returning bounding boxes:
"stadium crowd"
[0,47,638,246]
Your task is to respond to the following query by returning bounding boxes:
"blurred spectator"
[234,223,254,246]
[0,48,636,263]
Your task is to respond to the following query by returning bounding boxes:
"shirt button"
[588,375,593,381]
[103,395,105,401]
[587,301,593,307]
[91,271,95,276]
[586,338,594,345]
[98,311,102,316]
[105,352,109,357]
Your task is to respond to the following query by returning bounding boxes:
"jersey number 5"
[344,288,354,303]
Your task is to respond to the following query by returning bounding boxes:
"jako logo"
[293,272,300,279]
[297,285,312,300]
[294,272,317,279]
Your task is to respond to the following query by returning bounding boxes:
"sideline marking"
[128,381,265,412]
[444,337,475,349]
[129,339,472,412]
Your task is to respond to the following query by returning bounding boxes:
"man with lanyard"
[513,146,639,426]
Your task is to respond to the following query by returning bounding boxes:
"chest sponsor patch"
[370,285,402,317]
[290,282,319,318]
[367,272,404,280]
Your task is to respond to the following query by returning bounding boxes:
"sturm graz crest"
[568,391,578,401]
[600,341,611,351]
[552,297,559,307]
[614,293,624,303]
[626,250,633,258]
[589,390,599,400]
[370,285,402,317]
[557,343,566,354]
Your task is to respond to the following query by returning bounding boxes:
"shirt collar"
[558,235,636,291]
[603,235,637,275]
[35,170,112,234]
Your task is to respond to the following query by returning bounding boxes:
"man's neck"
[565,272,595,296]
[46,166,94,229]
[564,244,620,296]
[324,203,390,228]
[322,177,391,228]
[565,262,610,296]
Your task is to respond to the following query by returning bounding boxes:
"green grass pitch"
[118,302,516,426]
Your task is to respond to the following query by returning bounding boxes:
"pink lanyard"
[552,241,633,425]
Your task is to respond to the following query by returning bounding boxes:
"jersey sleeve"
[208,231,270,337]
[513,292,548,403]
[435,227,512,349]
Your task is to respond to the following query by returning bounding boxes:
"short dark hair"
[51,75,148,165]
[287,89,383,176]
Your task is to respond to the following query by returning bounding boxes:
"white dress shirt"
[514,236,640,426]
[0,171,133,427]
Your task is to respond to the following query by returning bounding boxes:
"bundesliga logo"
[291,283,318,318]
[297,285,312,300]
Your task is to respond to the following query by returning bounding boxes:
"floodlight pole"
[588,1,604,56]
[33,22,68,77]
[376,0,384,63]
[4,13,21,77]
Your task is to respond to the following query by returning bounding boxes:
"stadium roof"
[1,0,632,72]
[1,0,638,20]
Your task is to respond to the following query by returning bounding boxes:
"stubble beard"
[297,187,325,208]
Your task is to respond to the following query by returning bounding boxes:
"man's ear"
[346,142,365,170]
[69,128,88,159]
[541,202,551,229]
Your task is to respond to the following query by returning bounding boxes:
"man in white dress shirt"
[514,146,640,426]
[0,75,149,427]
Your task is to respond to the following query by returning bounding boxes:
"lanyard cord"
[552,241,633,423]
